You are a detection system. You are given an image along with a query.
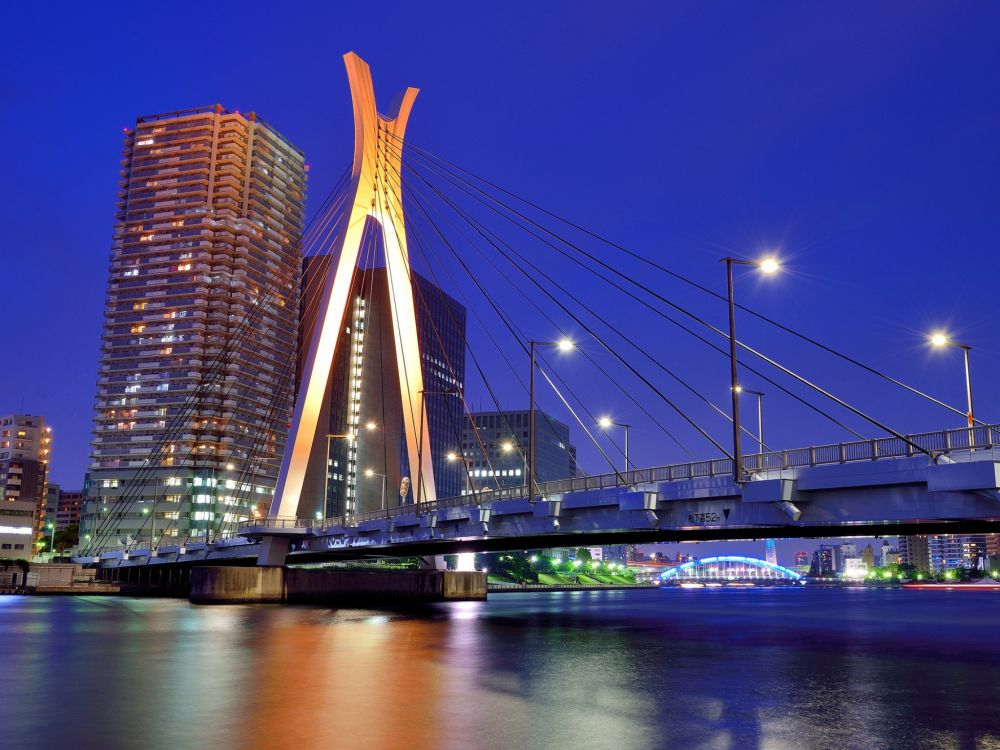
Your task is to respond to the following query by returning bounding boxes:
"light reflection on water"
[2,587,1000,750]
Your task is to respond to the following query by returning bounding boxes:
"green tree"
[575,548,593,563]
[54,524,79,553]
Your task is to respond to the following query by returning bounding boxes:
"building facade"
[460,410,577,494]
[299,262,467,520]
[898,535,931,572]
[926,534,989,572]
[45,484,83,531]
[82,106,306,549]
[0,414,51,559]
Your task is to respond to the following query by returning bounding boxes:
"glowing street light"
[721,254,781,482]
[528,337,575,501]
[416,390,461,504]
[446,451,476,494]
[929,332,975,430]
[598,416,632,472]
[364,468,388,513]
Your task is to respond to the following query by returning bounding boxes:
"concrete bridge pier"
[190,566,487,604]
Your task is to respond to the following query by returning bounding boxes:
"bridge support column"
[257,537,291,566]
[191,566,486,604]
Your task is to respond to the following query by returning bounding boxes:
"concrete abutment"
[190,566,487,604]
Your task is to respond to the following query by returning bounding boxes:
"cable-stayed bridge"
[77,53,999,576]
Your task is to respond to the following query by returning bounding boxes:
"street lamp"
[598,416,632,472]
[528,338,574,501]
[46,522,55,557]
[141,506,154,550]
[929,332,975,431]
[734,387,765,455]
[721,256,779,482]
[446,451,476,495]
[364,468,388,514]
[416,389,461,504]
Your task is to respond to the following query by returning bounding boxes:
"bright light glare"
[500,441,514,453]
[598,416,612,429]
[556,338,574,352]
[365,421,377,431]
[930,332,949,348]
[759,257,780,274]
[446,452,459,462]
[365,468,374,477]
[733,385,743,393]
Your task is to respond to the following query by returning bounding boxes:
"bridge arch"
[660,555,802,581]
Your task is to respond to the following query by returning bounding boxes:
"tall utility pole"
[722,256,779,483]
[725,258,742,484]
[527,338,574,501]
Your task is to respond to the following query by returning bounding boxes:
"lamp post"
[930,333,975,433]
[528,338,574,501]
[141,506,154,551]
[735,387,765,454]
[364,469,388,516]
[416,390,461,504]
[598,416,632,473]
[446,451,476,496]
[721,256,779,482]
[46,522,55,558]
[500,439,527,486]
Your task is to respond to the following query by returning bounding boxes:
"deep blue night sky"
[3,2,998,559]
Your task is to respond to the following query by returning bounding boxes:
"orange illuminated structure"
[268,53,436,523]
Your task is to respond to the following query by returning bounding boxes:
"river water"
[2,587,999,750]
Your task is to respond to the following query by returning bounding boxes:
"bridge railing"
[240,423,1000,532]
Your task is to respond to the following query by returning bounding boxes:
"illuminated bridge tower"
[262,53,437,560]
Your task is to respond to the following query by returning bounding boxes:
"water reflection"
[2,588,1000,750]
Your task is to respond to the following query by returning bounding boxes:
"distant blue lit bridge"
[660,556,802,582]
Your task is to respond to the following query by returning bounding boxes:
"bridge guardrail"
[236,423,999,532]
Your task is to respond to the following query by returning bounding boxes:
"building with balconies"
[82,106,306,548]
[0,414,51,559]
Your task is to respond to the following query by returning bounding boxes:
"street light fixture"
[929,332,975,430]
[721,256,780,482]
[528,338,574,501]
[364,468,388,514]
[446,451,477,495]
[734,388,765,455]
[598,416,632,472]
[416,389,461,504]
[46,522,55,557]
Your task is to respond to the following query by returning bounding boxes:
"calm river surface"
[2,587,1000,750]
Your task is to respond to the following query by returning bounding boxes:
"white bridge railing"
[238,423,1000,532]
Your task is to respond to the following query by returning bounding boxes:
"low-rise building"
[0,414,51,559]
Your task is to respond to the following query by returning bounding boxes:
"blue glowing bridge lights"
[660,555,802,580]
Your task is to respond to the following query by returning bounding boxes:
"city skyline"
[4,7,1000,748]
[2,4,998,549]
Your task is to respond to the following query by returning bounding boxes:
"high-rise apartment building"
[0,414,51,559]
[82,106,306,548]
[298,262,467,519]
[927,534,989,572]
[460,410,577,494]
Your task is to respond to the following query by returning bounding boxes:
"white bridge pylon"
[269,51,436,519]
